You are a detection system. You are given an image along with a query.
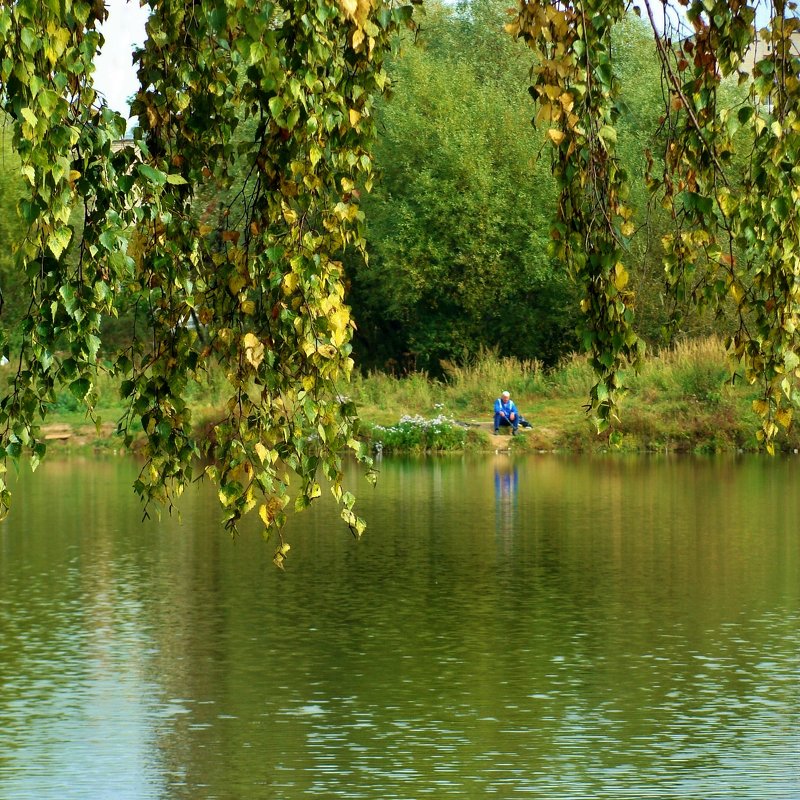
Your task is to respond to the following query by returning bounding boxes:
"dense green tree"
[346,3,723,374]
[348,0,579,373]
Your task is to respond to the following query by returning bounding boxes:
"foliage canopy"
[511,0,800,450]
[348,0,579,374]
[0,0,414,564]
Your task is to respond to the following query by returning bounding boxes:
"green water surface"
[0,454,798,799]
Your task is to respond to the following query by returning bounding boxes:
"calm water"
[0,454,798,799]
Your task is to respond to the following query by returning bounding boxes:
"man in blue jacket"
[494,391,519,435]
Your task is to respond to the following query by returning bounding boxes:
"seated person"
[494,391,519,435]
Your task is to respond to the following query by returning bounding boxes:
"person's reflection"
[494,460,518,541]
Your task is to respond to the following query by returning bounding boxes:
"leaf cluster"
[511,0,800,447]
[0,0,414,562]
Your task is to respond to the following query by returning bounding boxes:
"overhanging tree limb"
[0,0,416,563]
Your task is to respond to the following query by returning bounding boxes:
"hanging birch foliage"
[511,0,800,450]
[0,0,415,564]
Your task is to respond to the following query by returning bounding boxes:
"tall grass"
[441,349,543,412]
[349,369,443,422]
[634,336,731,405]
[341,336,777,452]
[19,335,792,453]
[543,353,595,398]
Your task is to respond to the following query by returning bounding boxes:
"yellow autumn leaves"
[241,291,352,371]
[338,0,377,53]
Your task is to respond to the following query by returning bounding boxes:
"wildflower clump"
[368,414,466,453]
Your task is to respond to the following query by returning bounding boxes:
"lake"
[0,454,798,799]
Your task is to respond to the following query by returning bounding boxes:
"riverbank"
[352,337,799,455]
[28,337,800,456]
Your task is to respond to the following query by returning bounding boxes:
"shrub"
[367,414,467,453]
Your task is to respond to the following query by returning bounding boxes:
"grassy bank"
[350,337,799,454]
[13,336,800,455]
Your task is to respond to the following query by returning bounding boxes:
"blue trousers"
[494,413,518,432]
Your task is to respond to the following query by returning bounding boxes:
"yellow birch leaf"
[228,274,246,295]
[752,398,769,416]
[355,0,372,25]
[614,262,629,290]
[283,272,299,294]
[282,204,298,225]
[243,332,264,368]
[536,103,555,124]
[329,306,349,332]
[338,0,358,20]
[547,128,565,145]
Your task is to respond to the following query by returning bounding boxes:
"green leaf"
[69,378,91,400]
[598,124,617,144]
[48,226,73,258]
[21,107,37,127]
[87,334,101,361]
[59,284,78,315]
[218,483,240,507]
[37,89,60,117]
[268,96,285,118]
[19,198,38,223]
[208,6,227,31]
[99,229,118,251]
[249,41,267,64]
[138,164,167,186]
[20,27,37,52]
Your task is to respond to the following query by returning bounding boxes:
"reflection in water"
[0,455,798,799]
[494,460,519,500]
[0,459,165,800]
[494,458,518,542]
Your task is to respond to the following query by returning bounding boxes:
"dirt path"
[41,421,117,446]
[471,420,525,450]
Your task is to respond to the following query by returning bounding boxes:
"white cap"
[502,391,510,397]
